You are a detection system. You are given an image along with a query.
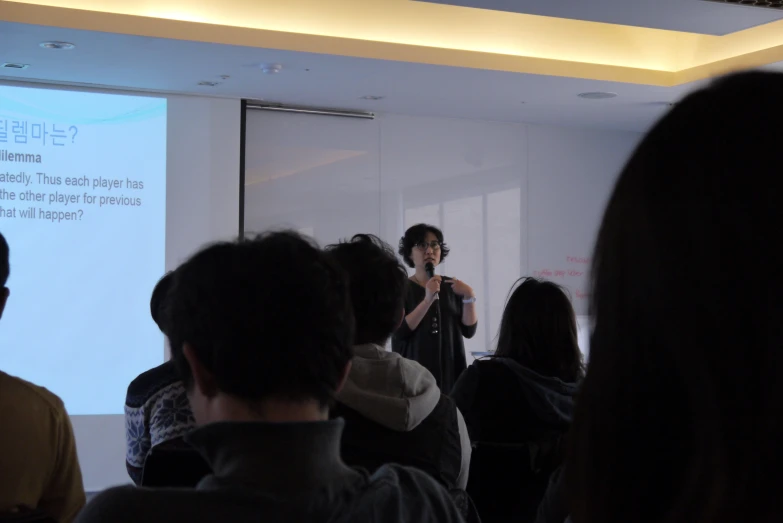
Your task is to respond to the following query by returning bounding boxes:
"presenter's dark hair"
[326,234,408,345]
[150,272,174,333]
[398,223,450,268]
[494,277,583,383]
[0,232,8,286]
[568,72,783,523]
[165,231,355,408]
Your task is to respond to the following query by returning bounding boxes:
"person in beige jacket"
[0,232,85,522]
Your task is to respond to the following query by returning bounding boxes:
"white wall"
[244,111,640,361]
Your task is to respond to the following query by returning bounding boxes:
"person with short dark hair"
[0,232,86,522]
[78,231,464,523]
[451,277,583,523]
[568,72,783,523]
[326,234,472,490]
[393,224,477,393]
[124,272,196,484]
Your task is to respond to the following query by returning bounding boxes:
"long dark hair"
[568,72,783,523]
[494,277,583,383]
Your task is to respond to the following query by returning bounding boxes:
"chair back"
[0,507,56,523]
[467,438,562,523]
[141,441,211,488]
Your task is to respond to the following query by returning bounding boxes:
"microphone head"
[425,262,435,279]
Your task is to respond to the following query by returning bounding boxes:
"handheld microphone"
[425,262,439,301]
[425,262,441,336]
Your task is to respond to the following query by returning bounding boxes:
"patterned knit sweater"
[124,360,196,484]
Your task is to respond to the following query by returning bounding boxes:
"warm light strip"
[2,0,783,86]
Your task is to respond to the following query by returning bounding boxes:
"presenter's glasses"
[415,241,442,251]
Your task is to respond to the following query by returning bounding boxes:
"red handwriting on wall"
[533,269,584,278]
[575,290,590,300]
[530,255,591,299]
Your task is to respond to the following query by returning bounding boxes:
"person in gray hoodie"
[451,277,584,523]
[327,234,472,491]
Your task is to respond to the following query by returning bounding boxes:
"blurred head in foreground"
[569,72,783,523]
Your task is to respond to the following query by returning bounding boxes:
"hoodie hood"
[336,343,440,432]
[491,357,578,428]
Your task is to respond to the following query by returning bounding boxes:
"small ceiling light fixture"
[40,41,76,50]
[1,63,30,70]
[360,95,385,101]
[260,63,283,74]
[578,91,618,100]
[198,81,221,87]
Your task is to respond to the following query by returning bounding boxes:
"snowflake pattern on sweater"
[124,361,196,483]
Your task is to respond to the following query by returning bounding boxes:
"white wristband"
[462,297,477,304]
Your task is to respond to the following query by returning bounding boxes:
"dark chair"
[140,442,211,488]
[467,439,561,523]
[534,465,570,523]
[0,507,56,523]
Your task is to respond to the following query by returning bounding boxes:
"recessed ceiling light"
[360,95,385,101]
[40,41,76,50]
[259,64,283,74]
[1,63,30,70]
[578,91,618,100]
[197,81,221,87]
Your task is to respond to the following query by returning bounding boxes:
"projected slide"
[0,85,166,415]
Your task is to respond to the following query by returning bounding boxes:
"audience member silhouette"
[0,232,86,523]
[124,271,196,484]
[77,231,464,523]
[326,234,472,489]
[451,277,583,523]
[568,71,783,523]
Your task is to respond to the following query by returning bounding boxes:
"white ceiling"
[1,21,779,133]
[418,0,783,35]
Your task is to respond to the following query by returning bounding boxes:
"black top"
[451,358,577,443]
[450,358,578,523]
[331,393,462,489]
[392,278,477,393]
